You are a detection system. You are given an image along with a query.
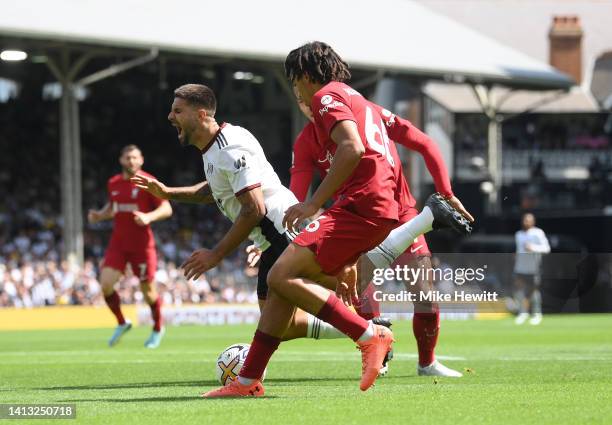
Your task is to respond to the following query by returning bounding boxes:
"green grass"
[1,315,611,425]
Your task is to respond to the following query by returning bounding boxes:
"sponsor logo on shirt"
[320,95,333,105]
[207,163,214,175]
[115,203,138,212]
[111,190,120,196]
[234,155,247,170]
[319,101,344,116]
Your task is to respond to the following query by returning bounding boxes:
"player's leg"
[514,274,529,325]
[100,246,133,346]
[265,243,393,391]
[364,193,471,274]
[131,249,164,348]
[257,240,346,342]
[202,210,396,397]
[527,274,543,325]
[407,255,463,377]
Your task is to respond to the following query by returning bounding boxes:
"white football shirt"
[514,227,550,274]
[201,123,299,250]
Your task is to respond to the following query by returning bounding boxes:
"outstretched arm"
[131,174,214,204]
[384,113,474,222]
[182,187,266,280]
[133,201,173,226]
[87,203,114,224]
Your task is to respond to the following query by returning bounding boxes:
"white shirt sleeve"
[217,145,262,196]
[530,228,551,254]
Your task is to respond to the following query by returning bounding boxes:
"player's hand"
[336,263,358,307]
[133,211,151,226]
[283,202,318,234]
[87,209,101,224]
[181,248,221,281]
[131,174,170,200]
[525,243,535,252]
[246,244,262,267]
[446,195,475,222]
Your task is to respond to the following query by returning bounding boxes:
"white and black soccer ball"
[215,343,267,386]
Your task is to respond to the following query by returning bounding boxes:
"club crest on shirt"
[131,188,139,199]
[234,155,247,170]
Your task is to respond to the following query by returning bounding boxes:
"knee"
[266,263,289,293]
[140,283,156,304]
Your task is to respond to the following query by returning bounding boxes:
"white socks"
[366,206,434,269]
[307,314,345,339]
[357,321,375,342]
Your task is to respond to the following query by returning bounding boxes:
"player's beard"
[122,166,139,177]
[180,127,192,147]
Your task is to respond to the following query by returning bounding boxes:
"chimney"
[549,15,583,83]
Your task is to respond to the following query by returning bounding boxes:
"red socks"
[149,298,163,332]
[413,311,440,367]
[104,291,126,325]
[317,294,369,341]
[353,283,380,321]
[239,330,281,380]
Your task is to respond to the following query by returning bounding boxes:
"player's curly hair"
[284,41,351,85]
[174,84,217,116]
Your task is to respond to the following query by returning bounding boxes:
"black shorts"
[257,232,289,300]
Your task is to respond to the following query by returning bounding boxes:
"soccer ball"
[215,343,266,386]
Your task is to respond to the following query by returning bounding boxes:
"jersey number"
[365,106,395,167]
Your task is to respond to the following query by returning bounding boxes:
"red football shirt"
[107,171,163,251]
[311,81,400,221]
[293,98,453,217]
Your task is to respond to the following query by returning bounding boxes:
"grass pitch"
[1,314,611,425]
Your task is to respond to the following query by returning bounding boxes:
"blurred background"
[1,0,611,322]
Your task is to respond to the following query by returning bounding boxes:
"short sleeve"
[312,86,356,139]
[217,146,262,196]
[290,125,317,201]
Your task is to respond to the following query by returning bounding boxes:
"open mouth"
[172,123,183,139]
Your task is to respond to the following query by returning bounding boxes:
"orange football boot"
[201,378,265,398]
[357,324,394,391]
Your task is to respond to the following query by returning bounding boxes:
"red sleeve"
[376,105,454,198]
[289,125,317,202]
[106,178,112,202]
[312,85,356,140]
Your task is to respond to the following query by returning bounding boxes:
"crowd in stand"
[0,80,269,308]
[455,113,611,151]
[0,211,259,308]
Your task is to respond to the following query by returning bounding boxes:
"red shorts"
[103,242,157,282]
[293,205,397,276]
[396,206,432,262]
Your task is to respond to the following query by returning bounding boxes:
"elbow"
[243,203,266,223]
[345,140,365,162]
[163,202,173,218]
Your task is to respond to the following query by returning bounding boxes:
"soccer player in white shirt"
[514,213,550,325]
[133,83,472,393]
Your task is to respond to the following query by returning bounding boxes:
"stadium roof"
[0,0,573,90]
[424,83,601,113]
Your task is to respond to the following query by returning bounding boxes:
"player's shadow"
[61,395,201,403]
[61,395,280,403]
[36,380,218,391]
[37,375,360,392]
